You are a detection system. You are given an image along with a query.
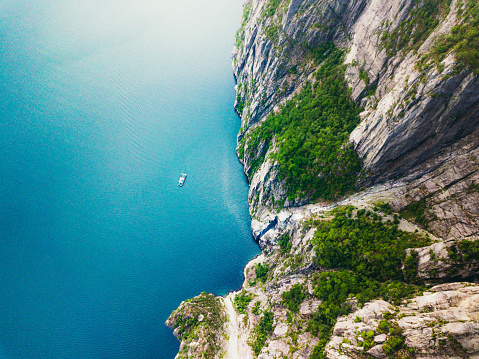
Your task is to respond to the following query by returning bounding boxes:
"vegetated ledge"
[167,0,479,357]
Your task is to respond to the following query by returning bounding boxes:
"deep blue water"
[0,1,259,358]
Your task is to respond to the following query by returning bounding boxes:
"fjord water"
[0,1,259,358]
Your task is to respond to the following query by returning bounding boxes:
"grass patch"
[265,24,279,43]
[235,2,253,48]
[262,0,282,19]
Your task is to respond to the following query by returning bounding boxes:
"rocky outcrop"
[390,128,479,240]
[326,283,479,359]
[166,293,228,359]
[169,182,479,358]
[346,0,479,184]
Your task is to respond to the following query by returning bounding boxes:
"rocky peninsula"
[167,0,479,357]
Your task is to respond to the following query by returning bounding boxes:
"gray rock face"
[326,284,479,359]
[346,0,479,183]
[234,0,479,214]
[233,0,371,133]
[390,128,479,241]
[367,344,387,358]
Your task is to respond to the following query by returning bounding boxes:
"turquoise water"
[0,1,259,358]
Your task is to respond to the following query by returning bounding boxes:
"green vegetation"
[278,233,292,253]
[383,323,407,355]
[360,330,376,352]
[236,2,253,48]
[234,291,254,315]
[358,67,370,86]
[430,0,479,74]
[240,47,362,202]
[404,251,420,282]
[174,316,198,341]
[305,207,432,357]
[448,239,479,263]
[378,319,390,333]
[255,263,270,283]
[262,0,282,19]
[308,42,335,65]
[356,65,378,98]
[252,301,262,315]
[401,199,428,227]
[311,207,431,282]
[265,24,279,43]
[308,270,421,358]
[458,239,479,261]
[373,202,392,215]
[282,284,305,313]
[381,0,452,57]
[251,311,274,355]
[236,92,245,115]
[382,0,479,74]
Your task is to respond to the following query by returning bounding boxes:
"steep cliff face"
[168,0,479,358]
[235,0,479,219]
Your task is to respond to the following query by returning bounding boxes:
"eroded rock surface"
[326,283,479,359]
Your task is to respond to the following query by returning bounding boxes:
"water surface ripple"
[0,1,258,358]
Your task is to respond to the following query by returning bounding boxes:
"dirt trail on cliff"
[224,295,239,359]
[225,293,253,358]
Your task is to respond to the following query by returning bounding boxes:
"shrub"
[252,311,274,355]
[282,284,305,313]
[256,263,270,283]
[262,0,282,19]
[458,239,479,261]
[383,333,405,354]
[401,199,428,227]
[430,0,479,74]
[403,251,420,283]
[381,0,452,57]
[252,301,261,315]
[378,319,390,333]
[234,292,254,314]
[278,233,292,253]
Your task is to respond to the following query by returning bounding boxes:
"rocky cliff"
[168,0,479,358]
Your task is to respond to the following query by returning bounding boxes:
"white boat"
[178,173,187,187]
